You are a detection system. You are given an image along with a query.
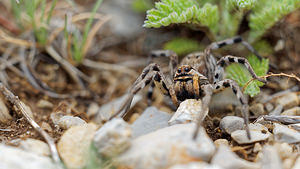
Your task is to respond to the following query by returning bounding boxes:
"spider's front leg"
[214,79,251,139]
[213,55,267,84]
[109,63,178,120]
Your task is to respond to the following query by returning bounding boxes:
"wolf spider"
[111,36,267,139]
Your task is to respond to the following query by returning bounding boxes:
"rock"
[276,93,299,110]
[231,123,271,144]
[0,97,12,123]
[211,145,260,169]
[260,145,283,169]
[86,102,99,118]
[273,123,300,143]
[269,104,283,115]
[117,124,215,169]
[131,107,171,137]
[273,142,293,159]
[95,94,142,122]
[169,162,222,169]
[290,123,300,131]
[58,123,98,169]
[36,100,53,109]
[253,143,262,153]
[40,122,52,132]
[249,103,265,116]
[0,144,57,169]
[57,116,86,129]
[19,138,50,156]
[93,118,132,157]
[214,139,229,148]
[281,107,300,116]
[292,156,300,169]
[219,116,244,134]
[265,103,274,112]
[169,99,207,125]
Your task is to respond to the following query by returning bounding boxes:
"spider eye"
[184,67,190,72]
[177,69,181,73]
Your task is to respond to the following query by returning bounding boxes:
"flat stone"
[36,100,53,109]
[211,145,260,169]
[249,103,265,116]
[273,123,300,143]
[95,94,142,122]
[169,99,207,125]
[57,116,86,129]
[93,118,132,157]
[260,145,283,169]
[19,138,50,156]
[214,139,229,148]
[281,107,300,116]
[117,123,215,169]
[276,93,299,110]
[169,162,222,169]
[219,116,244,134]
[231,123,271,144]
[0,97,12,124]
[132,107,171,137]
[0,144,57,169]
[58,123,98,169]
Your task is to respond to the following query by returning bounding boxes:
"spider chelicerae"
[111,36,267,139]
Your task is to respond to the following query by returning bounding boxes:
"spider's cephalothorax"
[111,36,267,139]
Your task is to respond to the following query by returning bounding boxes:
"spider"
[110,36,267,139]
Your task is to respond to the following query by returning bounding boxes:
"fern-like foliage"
[226,55,269,97]
[249,0,300,42]
[144,0,219,34]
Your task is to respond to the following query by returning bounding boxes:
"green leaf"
[226,55,269,97]
[163,37,203,55]
[132,0,153,12]
[144,0,219,34]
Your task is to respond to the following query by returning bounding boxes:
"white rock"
[95,94,142,122]
[57,116,86,129]
[19,138,50,156]
[292,156,300,169]
[0,97,12,123]
[281,107,300,116]
[36,100,53,109]
[58,123,98,169]
[260,145,283,169]
[93,118,132,157]
[253,143,262,153]
[131,107,171,137]
[169,99,207,125]
[273,142,293,159]
[169,162,223,169]
[231,123,271,144]
[117,123,215,169]
[276,93,299,110]
[219,116,244,134]
[211,145,260,169]
[273,123,300,143]
[214,139,229,148]
[0,144,57,169]
[87,102,99,118]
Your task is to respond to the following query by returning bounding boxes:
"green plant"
[163,37,203,55]
[143,0,299,96]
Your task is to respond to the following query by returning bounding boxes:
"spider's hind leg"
[214,79,251,139]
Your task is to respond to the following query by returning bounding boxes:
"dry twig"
[0,83,63,168]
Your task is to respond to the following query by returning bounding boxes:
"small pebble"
[219,116,244,134]
[37,100,53,109]
[265,103,274,112]
[57,116,86,130]
[86,102,99,118]
[214,139,229,148]
[19,138,50,156]
[273,123,300,143]
[249,103,265,116]
[269,104,283,115]
[281,107,300,116]
[276,93,299,110]
[253,143,262,153]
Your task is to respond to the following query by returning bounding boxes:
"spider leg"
[193,84,213,139]
[109,63,178,120]
[213,55,267,84]
[214,79,251,139]
[147,50,179,105]
[204,36,262,60]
